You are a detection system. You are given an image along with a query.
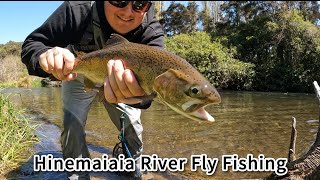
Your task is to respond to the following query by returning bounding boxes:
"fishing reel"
[112,141,124,159]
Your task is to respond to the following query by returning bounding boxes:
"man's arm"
[21,1,90,78]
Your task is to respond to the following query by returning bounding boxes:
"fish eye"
[190,86,200,96]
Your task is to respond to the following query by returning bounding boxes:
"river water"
[1,87,319,179]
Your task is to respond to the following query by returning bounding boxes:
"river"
[1,87,318,179]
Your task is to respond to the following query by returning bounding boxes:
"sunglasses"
[108,1,152,13]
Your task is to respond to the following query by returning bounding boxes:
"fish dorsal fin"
[105,33,129,48]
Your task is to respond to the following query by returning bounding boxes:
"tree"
[214,1,320,92]
[280,1,320,24]
[161,1,199,36]
[162,2,187,36]
[153,1,164,20]
[186,1,198,32]
[199,1,214,32]
[219,1,319,28]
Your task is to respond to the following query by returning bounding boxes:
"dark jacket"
[21,1,164,109]
[21,1,164,78]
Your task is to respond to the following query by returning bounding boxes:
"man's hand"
[104,59,146,104]
[39,47,77,81]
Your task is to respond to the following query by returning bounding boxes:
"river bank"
[0,93,37,178]
[1,87,318,179]
[5,110,185,180]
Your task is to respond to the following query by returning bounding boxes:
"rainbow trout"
[73,34,221,122]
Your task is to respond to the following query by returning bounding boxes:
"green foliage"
[0,82,16,88]
[271,10,320,92]
[0,94,38,174]
[214,1,320,92]
[165,32,255,90]
[31,79,42,88]
[0,41,22,59]
[158,1,319,92]
[219,1,319,28]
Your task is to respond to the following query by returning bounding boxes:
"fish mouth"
[181,101,215,122]
[160,99,215,122]
[156,94,216,122]
[189,107,215,122]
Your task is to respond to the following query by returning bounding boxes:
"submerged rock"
[40,78,61,87]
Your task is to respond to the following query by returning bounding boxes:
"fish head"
[153,69,221,122]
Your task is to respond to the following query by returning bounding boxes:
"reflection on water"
[1,87,318,179]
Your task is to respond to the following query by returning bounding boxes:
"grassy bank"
[0,54,42,88]
[0,93,38,176]
[0,42,42,177]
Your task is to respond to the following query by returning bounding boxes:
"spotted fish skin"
[73,34,221,122]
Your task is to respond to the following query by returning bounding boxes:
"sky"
[0,1,195,44]
[0,1,64,44]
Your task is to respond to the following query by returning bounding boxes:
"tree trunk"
[266,81,320,179]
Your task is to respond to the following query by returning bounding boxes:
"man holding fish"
[22,1,163,179]
[21,1,221,179]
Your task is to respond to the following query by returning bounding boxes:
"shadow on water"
[1,87,319,179]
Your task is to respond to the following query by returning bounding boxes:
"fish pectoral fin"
[121,98,143,104]
[122,92,157,104]
[83,77,96,92]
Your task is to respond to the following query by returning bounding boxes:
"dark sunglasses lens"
[109,1,129,8]
[132,1,150,12]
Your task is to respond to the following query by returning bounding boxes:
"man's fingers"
[65,73,77,81]
[107,60,125,100]
[39,53,50,73]
[54,48,64,78]
[113,60,133,98]
[38,47,76,81]
[63,49,75,75]
[104,77,117,103]
[123,69,145,96]
[46,50,55,73]
[105,59,146,104]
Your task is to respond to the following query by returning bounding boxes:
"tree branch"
[288,117,297,162]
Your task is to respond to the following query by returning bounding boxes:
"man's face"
[104,1,147,35]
